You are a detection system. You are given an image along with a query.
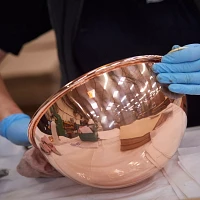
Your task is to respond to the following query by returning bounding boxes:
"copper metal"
[28,55,187,188]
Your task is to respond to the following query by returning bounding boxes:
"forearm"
[0,49,22,120]
[0,76,23,120]
[0,49,30,146]
[0,49,6,63]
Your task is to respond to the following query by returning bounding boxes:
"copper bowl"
[28,55,187,189]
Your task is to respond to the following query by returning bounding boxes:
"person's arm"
[0,75,31,145]
[0,49,31,146]
[0,75,24,119]
[0,1,52,146]
[0,49,23,120]
[0,49,6,63]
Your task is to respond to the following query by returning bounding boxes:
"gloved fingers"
[169,84,200,95]
[156,72,200,84]
[162,44,200,63]
[0,113,31,146]
[153,59,200,73]
[172,45,180,50]
[172,44,199,50]
[184,43,200,48]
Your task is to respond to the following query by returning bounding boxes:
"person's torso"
[48,0,200,127]
[74,0,200,73]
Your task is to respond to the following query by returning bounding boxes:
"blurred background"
[0,30,61,116]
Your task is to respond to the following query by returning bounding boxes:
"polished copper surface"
[28,55,187,189]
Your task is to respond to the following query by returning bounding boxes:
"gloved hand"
[152,44,200,95]
[0,113,31,146]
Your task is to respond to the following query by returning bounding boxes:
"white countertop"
[0,126,200,200]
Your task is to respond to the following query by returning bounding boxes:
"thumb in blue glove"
[152,44,200,95]
[0,113,31,146]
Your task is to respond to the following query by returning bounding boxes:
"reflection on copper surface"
[28,55,187,189]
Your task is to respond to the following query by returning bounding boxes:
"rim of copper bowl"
[28,55,162,148]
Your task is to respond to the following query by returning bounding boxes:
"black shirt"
[1,0,200,127]
[74,0,200,73]
[73,0,200,127]
[0,0,52,54]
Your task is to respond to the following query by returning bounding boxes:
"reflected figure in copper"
[28,55,187,189]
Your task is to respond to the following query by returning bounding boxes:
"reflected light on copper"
[28,55,187,189]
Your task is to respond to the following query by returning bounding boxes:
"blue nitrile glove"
[0,113,31,146]
[152,44,200,95]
